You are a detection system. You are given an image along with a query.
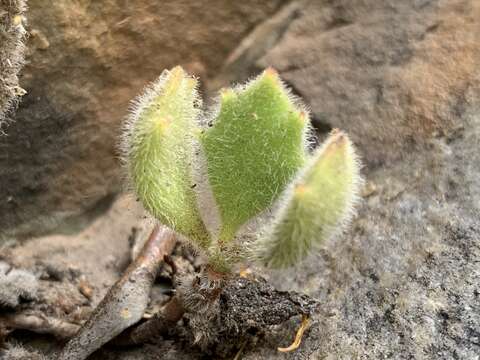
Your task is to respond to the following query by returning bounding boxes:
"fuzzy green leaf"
[254,130,361,268]
[123,66,210,247]
[201,69,309,243]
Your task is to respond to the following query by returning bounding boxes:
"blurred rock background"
[1,0,479,358]
[0,0,284,238]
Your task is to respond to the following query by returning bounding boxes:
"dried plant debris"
[0,311,80,340]
[0,0,27,124]
[0,343,47,360]
[0,261,38,308]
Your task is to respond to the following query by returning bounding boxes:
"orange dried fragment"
[278,315,310,353]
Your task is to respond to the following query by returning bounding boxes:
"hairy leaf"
[254,130,361,268]
[201,69,309,243]
[123,67,209,247]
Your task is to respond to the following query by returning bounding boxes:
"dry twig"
[0,312,80,339]
[59,224,176,360]
[112,295,184,346]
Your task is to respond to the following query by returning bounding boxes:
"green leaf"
[201,68,309,243]
[254,130,362,268]
[123,66,210,248]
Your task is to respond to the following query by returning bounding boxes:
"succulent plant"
[123,66,361,273]
[60,67,361,360]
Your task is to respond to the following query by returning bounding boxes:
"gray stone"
[247,1,480,358]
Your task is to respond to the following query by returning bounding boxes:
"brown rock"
[259,0,480,166]
[0,0,284,239]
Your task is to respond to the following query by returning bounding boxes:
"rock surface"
[260,0,480,166]
[251,0,480,358]
[260,105,480,359]
[0,0,284,239]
